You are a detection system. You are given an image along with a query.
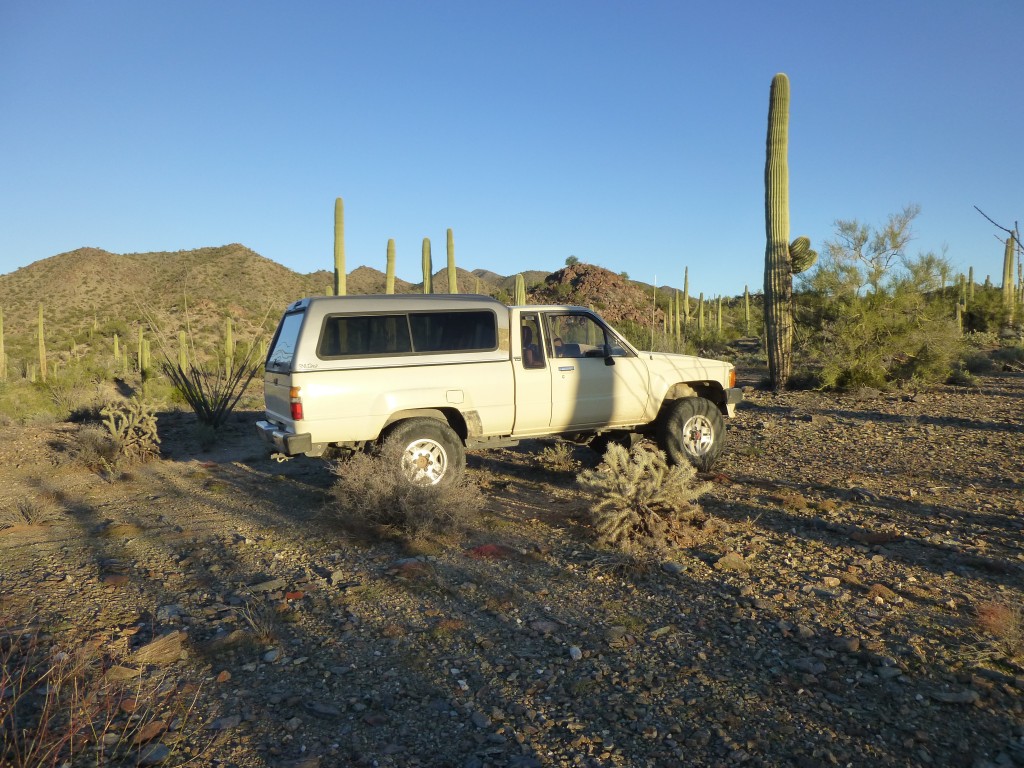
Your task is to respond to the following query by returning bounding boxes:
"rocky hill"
[0,245,684,370]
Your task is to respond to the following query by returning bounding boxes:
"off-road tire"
[382,418,466,486]
[657,397,725,471]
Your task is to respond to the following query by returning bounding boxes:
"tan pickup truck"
[256,295,741,484]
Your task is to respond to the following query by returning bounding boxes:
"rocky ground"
[1,369,1023,768]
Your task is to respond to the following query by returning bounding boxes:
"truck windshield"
[266,311,304,371]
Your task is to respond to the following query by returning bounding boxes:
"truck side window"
[520,315,545,369]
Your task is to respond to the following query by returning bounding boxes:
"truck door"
[511,312,553,434]
[544,311,650,430]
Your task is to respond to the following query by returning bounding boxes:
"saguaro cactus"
[763,73,816,389]
[178,331,188,370]
[447,228,457,294]
[385,239,396,294]
[514,273,527,305]
[334,197,346,296]
[38,304,47,382]
[682,268,690,326]
[0,306,5,382]
[225,317,234,377]
[744,286,751,335]
[422,238,432,294]
[697,293,705,333]
[1002,235,1017,326]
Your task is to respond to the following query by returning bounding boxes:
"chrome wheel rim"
[400,438,448,485]
[681,414,715,457]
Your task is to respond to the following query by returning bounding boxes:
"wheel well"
[661,383,729,416]
[382,408,468,442]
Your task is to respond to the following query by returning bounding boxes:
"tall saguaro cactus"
[682,268,690,327]
[763,73,816,389]
[515,273,526,305]
[334,197,346,296]
[38,304,47,382]
[0,306,5,382]
[422,238,433,294]
[1002,235,1017,326]
[447,228,457,294]
[385,239,396,294]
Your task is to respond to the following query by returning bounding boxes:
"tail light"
[289,387,304,420]
[729,368,736,389]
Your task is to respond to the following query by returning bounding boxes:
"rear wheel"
[657,397,725,471]
[382,418,465,486]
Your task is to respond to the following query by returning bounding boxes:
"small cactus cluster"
[577,443,713,554]
[101,397,161,463]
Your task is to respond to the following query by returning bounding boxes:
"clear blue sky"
[2,0,1021,298]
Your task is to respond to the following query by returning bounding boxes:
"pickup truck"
[256,294,742,485]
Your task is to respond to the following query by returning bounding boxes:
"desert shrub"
[327,446,482,538]
[577,443,716,554]
[798,276,963,390]
[71,424,122,474]
[974,599,1023,664]
[959,350,996,375]
[993,344,1024,368]
[535,441,579,473]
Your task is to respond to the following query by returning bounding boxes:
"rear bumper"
[255,420,313,455]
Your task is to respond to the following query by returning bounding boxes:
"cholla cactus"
[577,444,712,553]
[101,398,161,463]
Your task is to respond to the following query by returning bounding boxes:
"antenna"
[650,275,657,351]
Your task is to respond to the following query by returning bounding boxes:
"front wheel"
[657,397,725,471]
[382,418,466,486]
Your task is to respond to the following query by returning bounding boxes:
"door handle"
[558,365,575,372]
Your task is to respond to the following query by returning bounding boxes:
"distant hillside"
[0,244,710,374]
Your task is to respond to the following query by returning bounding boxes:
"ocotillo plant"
[385,239,396,294]
[37,304,47,382]
[763,73,817,389]
[515,273,526,305]
[1002,235,1016,326]
[447,228,457,293]
[334,197,346,296]
[422,238,432,294]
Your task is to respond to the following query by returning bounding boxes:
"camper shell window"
[317,309,498,359]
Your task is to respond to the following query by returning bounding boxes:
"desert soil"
[1,369,1023,768]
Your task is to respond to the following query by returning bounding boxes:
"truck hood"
[639,351,734,383]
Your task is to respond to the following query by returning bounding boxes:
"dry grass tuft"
[975,599,1024,664]
[0,495,63,529]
